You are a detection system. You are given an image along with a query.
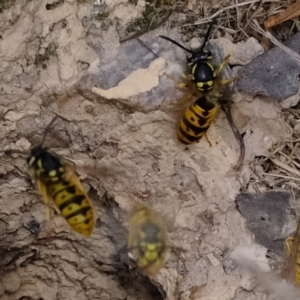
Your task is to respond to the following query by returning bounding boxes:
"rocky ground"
[0,1,300,300]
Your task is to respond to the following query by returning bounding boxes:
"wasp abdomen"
[49,181,94,236]
[177,97,217,145]
[28,146,95,236]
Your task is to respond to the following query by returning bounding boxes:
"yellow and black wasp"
[160,19,238,147]
[162,71,227,146]
[127,204,169,277]
[2,116,96,236]
[159,18,233,93]
[282,219,300,286]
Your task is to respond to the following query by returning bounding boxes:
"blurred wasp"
[282,219,300,286]
[1,116,96,236]
[127,204,169,277]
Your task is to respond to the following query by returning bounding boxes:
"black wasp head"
[187,49,212,65]
[27,145,62,172]
[28,145,45,157]
[27,145,44,164]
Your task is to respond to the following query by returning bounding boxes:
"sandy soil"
[0,1,296,300]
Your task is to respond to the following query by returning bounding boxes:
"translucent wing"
[61,164,96,236]
[36,179,53,237]
[282,219,300,286]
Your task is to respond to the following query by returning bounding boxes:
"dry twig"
[181,0,282,27]
[250,19,300,65]
[265,0,300,28]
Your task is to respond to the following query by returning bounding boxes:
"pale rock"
[2,271,21,293]
[215,37,264,65]
[281,84,300,108]
[92,57,166,99]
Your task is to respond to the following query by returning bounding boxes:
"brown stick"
[265,1,300,28]
[221,102,245,172]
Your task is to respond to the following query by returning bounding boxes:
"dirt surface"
[0,1,299,300]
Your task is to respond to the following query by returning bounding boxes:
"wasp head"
[187,49,213,65]
[27,146,62,173]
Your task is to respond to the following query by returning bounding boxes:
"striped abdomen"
[177,96,217,145]
[47,177,95,236]
[27,147,95,236]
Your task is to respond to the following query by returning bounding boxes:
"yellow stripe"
[206,62,214,71]
[37,159,43,169]
[192,64,197,75]
[192,104,217,120]
[49,170,57,177]
[50,177,59,182]
[177,130,193,144]
[28,156,35,166]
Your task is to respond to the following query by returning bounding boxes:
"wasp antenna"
[40,115,58,146]
[159,35,193,54]
[136,37,159,58]
[200,17,218,51]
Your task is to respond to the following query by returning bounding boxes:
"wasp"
[163,71,225,146]
[127,204,169,277]
[160,19,237,146]
[159,18,234,93]
[1,116,96,236]
[282,219,300,286]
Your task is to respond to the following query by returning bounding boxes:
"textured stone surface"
[236,191,297,253]
[0,0,295,299]
[236,32,300,102]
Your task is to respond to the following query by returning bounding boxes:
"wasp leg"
[37,181,52,237]
[214,54,231,76]
[164,72,201,99]
[204,133,212,147]
[163,72,186,88]
[219,76,240,86]
[181,73,194,82]
[285,236,294,254]
[163,72,195,90]
[176,91,195,106]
